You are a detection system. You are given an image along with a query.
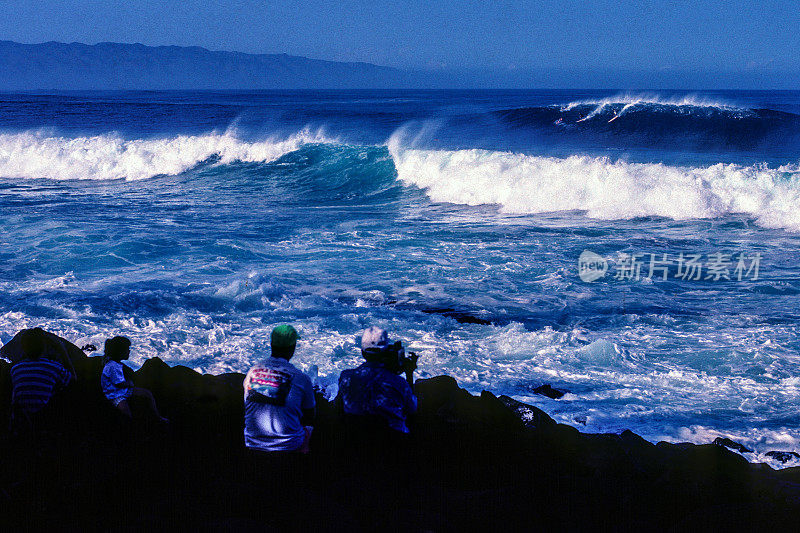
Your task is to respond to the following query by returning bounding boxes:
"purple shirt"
[243,357,316,452]
[11,358,73,414]
[338,361,417,433]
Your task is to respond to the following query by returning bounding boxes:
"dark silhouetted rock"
[533,383,567,399]
[133,356,244,443]
[413,376,523,432]
[714,437,753,454]
[765,451,800,463]
[498,394,557,430]
[418,307,493,325]
[4,328,800,532]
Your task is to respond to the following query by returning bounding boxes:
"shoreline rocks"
[2,331,800,530]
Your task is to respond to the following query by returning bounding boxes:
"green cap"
[271,324,299,348]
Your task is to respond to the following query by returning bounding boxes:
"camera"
[364,340,419,375]
[384,340,418,375]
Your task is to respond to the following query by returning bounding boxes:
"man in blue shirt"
[338,327,418,433]
[243,325,316,453]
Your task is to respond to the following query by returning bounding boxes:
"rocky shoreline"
[2,334,800,531]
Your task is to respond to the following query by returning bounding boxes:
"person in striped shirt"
[10,328,75,417]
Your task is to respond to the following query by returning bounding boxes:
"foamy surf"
[560,93,744,113]
[388,138,800,231]
[557,93,747,123]
[0,128,331,181]
[3,89,800,469]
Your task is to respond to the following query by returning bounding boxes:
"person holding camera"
[337,326,418,434]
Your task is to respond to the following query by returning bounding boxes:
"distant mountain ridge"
[1,40,796,90]
[0,40,420,90]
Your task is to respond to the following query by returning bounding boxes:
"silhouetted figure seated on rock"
[337,326,418,434]
[101,336,168,424]
[8,327,76,431]
[243,325,316,453]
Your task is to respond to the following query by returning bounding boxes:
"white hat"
[361,326,390,352]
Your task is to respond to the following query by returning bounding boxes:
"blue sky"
[1,0,797,75]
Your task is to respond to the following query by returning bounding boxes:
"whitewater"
[2,89,800,467]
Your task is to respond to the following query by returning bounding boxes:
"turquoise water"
[2,90,800,464]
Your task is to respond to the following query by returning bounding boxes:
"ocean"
[2,89,800,465]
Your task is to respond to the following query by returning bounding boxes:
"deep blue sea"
[2,89,800,465]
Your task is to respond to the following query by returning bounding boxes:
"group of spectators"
[4,325,419,453]
[4,328,169,430]
[243,324,418,453]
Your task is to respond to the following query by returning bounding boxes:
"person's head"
[270,324,299,360]
[360,326,391,361]
[19,327,47,361]
[104,336,131,362]
[361,327,408,372]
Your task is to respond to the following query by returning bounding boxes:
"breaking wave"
[559,93,744,113]
[494,94,800,151]
[388,136,800,231]
[5,118,800,233]
[0,128,332,181]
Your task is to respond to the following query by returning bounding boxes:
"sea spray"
[3,90,800,466]
[388,134,800,231]
[0,128,333,181]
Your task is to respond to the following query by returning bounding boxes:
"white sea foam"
[661,425,800,469]
[558,93,748,123]
[5,293,800,467]
[0,128,329,181]
[560,93,743,113]
[388,137,800,231]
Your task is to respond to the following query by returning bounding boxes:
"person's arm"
[121,364,135,388]
[51,336,77,381]
[403,380,418,415]
[242,370,251,402]
[108,363,131,389]
[301,377,316,426]
[403,353,418,386]
[64,357,77,381]
[59,363,74,389]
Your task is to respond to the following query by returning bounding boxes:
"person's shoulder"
[246,363,262,373]
[295,371,313,392]
[41,357,68,370]
[260,358,309,380]
[247,358,274,372]
[287,363,313,384]
[385,371,411,389]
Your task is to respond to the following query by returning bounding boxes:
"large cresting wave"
[388,135,800,231]
[0,128,331,181]
[494,94,800,151]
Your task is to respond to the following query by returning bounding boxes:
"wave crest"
[491,94,800,152]
[388,138,800,230]
[0,128,330,181]
[560,93,744,115]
